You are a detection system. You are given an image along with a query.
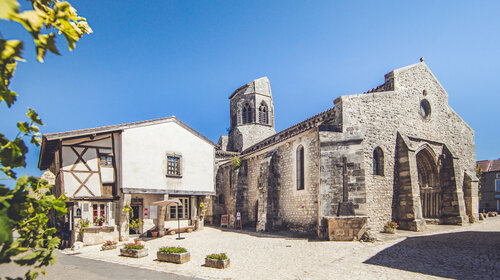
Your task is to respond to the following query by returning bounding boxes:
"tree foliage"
[0,0,91,279]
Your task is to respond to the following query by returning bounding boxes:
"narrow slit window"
[297,145,305,190]
[259,102,268,124]
[242,103,252,124]
[373,147,384,176]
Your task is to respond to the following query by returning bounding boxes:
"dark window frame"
[166,153,182,177]
[99,154,113,167]
[258,102,269,124]
[166,197,190,220]
[296,145,305,190]
[242,103,252,124]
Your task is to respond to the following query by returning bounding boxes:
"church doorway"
[416,148,441,219]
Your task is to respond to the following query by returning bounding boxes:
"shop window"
[167,197,190,220]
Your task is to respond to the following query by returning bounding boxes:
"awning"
[152,198,181,207]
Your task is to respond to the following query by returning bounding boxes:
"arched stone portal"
[416,148,441,219]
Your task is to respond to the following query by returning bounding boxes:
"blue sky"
[1,1,499,182]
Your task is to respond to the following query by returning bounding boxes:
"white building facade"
[39,117,216,245]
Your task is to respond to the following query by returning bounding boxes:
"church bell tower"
[227,77,276,152]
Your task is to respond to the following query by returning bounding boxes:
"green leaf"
[27,108,43,125]
[30,135,42,146]
[0,0,19,20]
[34,33,60,63]
[14,251,40,266]
[0,88,18,107]
[0,137,28,171]
[0,208,14,243]
[17,122,30,134]
[10,10,44,34]
[0,39,23,61]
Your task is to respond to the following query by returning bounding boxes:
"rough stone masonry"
[214,59,478,239]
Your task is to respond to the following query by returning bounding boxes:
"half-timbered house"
[38,116,216,245]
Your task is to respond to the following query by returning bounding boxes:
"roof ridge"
[241,107,336,155]
[44,116,175,138]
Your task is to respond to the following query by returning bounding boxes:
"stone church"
[214,59,479,239]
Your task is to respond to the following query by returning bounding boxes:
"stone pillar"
[118,194,131,241]
[470,180,480,218]
[440,151,467,225]
[158,194,168,237]
[395,134,425,231]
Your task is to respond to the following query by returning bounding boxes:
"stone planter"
[101,245,117,251]
[157,251,190,264]
[205,258,230,269]
[383,227,396,234]
[120,248,148,258]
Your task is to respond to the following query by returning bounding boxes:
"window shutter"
[150,205,157,219]
[107,202,115,225]
[81,202,92,222]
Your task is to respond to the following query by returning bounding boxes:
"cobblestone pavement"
[0,251,200,280]
[3,218,500,280]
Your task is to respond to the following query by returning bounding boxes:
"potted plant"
[157,246,190,264]
[101,240,118,251]
[120,239,148,258]
[205,253,230,269]
[149,227,159,237]
[383,221,398,234]
[95,216,105,226]
[129,218,143,234]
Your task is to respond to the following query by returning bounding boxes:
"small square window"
[166,155,182,177]
[99,154,113,167]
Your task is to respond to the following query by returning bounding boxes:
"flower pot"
[120,248,148,258]
[151,230,158,237]
[205,258,230,269]
[99,221,103,226]
[157,251,190,264]
[101,245,117,251]
[384,227,396,234]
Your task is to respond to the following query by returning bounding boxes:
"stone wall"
[338,62,477,231]
[215,129,321,235]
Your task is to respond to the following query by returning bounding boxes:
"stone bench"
[166,226,194,235]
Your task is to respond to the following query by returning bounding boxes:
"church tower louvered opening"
[227,77,276,152]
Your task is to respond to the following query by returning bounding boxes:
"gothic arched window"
[242,103,252,124]
[373,147,384,176]
[259,102,269,124]
[297,145,305,190]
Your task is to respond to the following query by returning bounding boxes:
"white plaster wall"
[121,121,215,193]
[101,167,114,183]
[61,146,102,197]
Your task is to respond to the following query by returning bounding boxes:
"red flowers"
[384,221,398,229]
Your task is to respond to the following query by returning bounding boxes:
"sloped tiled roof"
[39,116,217,169]
[477,159,500,172]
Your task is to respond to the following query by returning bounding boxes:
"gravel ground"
[64,217,500,280]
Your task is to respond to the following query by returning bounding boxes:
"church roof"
[241,107,336,155]
[477,159,500,173]
[229,76,271,99]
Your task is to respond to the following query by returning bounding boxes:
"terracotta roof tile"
[476,159,500,172]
